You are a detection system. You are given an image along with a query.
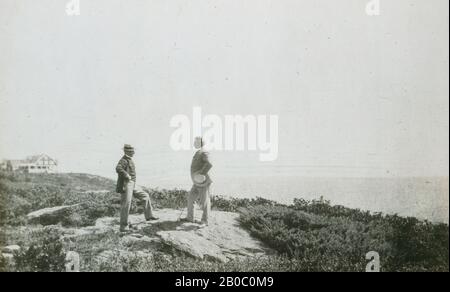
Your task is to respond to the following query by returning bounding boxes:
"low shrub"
[238,201,449,272]
[13,228,66,272]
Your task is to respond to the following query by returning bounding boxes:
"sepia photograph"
[0,0,448,276]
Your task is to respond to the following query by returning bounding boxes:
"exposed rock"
[65,251,80,272]
[2,245,20,253]
[120,234,160,251]
[1,253,14,262]
[79,208,273,262]
[23,208,273,265]
[156,210,272,262]
[158,230,227,262]
[27,204,80,225]
[1,253,14,269]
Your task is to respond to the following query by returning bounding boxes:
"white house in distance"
[0,154,58,174]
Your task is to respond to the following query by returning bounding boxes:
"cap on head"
[123,144,135,152]
[194,137,203,149]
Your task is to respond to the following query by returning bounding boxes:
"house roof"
[25,154,57,164]
[26,155,44,163]
[1,154,58,166]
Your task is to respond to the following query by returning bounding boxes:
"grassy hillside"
[0,172,116,227]
[0,172,187,227]
[0,171,448,272]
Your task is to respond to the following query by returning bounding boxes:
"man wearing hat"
[116,144,158,232]
[184,137,213,226]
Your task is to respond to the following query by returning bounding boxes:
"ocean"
[147,175,449,223]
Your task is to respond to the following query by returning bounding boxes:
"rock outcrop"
[1,245,21,267]
[27,204,80,225]
[156,211,270,262]
[2,245,20,254]
[51,208,273,263]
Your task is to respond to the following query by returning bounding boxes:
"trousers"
[187,184,211,223]
[120,181,154,228]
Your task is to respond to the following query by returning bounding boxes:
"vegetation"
[0,172,116,226]
[84,252,303,272]
[238,199,449,272]
[0,171,448,272]
[0,172,190,227]
[12,228,66,272]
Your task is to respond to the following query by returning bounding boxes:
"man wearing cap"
[116,144,158,232]
[184,137,213,226]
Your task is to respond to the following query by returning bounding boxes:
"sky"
[0,0,448,188]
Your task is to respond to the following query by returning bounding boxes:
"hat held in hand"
[193,173,206,184]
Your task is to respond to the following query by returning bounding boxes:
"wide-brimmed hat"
[123,144,135,151]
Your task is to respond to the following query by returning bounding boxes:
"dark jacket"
[190,150,213,185]
[116,155,136,193]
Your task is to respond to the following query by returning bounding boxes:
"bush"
[13,228,66,272]
[0,254,10,272]
[238,200,449,272]
[211,195,279,212]
[145,188,188,210]
[385,216,449,271]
